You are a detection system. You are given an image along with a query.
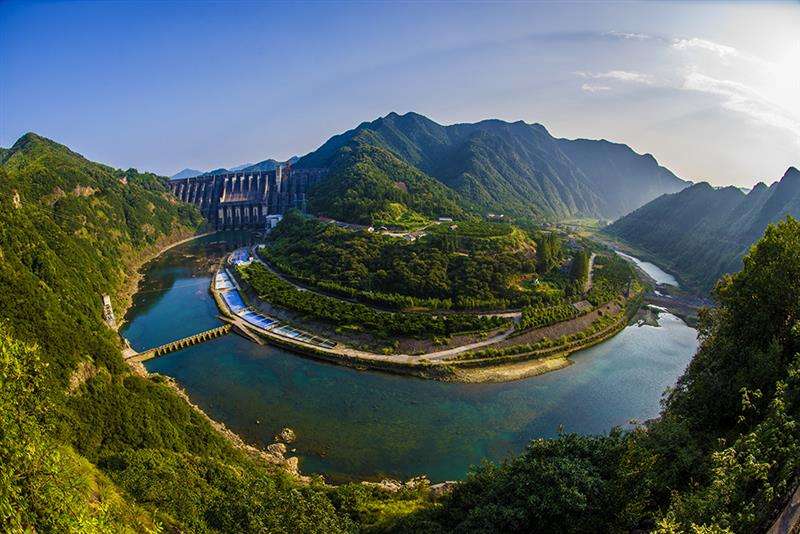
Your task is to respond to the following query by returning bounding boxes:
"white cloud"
[671,37,771,68]
[672,37,737,58]
[581,83,612,93]
[604,30,651,41]
[576,70,655,85]
[682,72,800,142]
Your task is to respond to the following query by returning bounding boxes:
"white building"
[265,214,283,229]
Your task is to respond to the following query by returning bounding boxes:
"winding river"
[122,233,699,483]
[615,250,680,287]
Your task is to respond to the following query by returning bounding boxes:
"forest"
[262,211,555,311]
[239,262,508,339]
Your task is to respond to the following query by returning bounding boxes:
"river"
[615,250,680,287]
[122,232,699,483]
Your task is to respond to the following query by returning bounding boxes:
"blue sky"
[1,1,798,186]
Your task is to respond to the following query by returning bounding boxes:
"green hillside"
[389,217,800,533]
[0,133,356,532]
[298,112,687,222]
[604,167,800,293]
[307,142,469,226]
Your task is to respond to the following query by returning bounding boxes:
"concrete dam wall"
[168,166,326,228]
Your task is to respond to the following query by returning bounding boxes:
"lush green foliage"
[262,212,540,310]
[104,450,355,533]
[411,432,644,533]
[0,133,356,532]
[517,302,579,330]
[390,217,800,533]
[605,168,800,293]
[307,143,468,226]
[569,249,591,292]
[535,232,564,273]
[0,327,154,532]
[240,262,507,338]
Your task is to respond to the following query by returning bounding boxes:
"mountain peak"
[782,166,800,181]
[171,168,203,180]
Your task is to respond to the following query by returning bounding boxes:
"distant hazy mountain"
[228,162,255,171]
[604,167,800,292]
[171,157,300,180]
[297,112,688,221]
[239,156,300,173]
[170,168,203,180]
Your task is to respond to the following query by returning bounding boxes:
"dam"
[168,165,326,228]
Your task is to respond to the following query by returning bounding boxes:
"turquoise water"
[122,233,699,483]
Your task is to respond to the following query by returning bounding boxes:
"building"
[168,165,326,229]
[101,294,116,328]
[265,214,283,229]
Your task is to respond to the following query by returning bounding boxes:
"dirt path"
[586,252,597,291]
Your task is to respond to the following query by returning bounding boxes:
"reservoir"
[122,233,699,483]
[615,250,680,287]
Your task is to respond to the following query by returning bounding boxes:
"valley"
[121,232,699,483]
[2,125,797,533]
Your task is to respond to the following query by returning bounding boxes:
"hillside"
[307,142,469,226]
[0,133,356,532]
[604,167,800,292]
[297,112,688,221]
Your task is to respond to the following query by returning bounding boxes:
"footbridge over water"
[126,324,232,362]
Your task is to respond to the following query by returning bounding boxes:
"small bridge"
[129,324,232,362]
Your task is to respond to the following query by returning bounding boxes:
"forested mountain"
[306,143,468,226]
[297,112,688,221]
[604,167,800,292]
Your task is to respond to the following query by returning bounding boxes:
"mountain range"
[170,156,300,180]
[296,112,689,222]
[604,166,800,293]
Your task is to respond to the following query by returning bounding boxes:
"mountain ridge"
[297,112,688,221]
[604,166,800,292]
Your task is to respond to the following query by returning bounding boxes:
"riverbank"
[121,232,700,483]
[216,254,641,383]
[114,229,216,330]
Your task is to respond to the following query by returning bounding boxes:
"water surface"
[123,233,698,482]
[615,250,680,287]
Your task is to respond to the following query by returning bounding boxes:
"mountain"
[239,155,300,173]
[604,167,800,292]
[171,157,300,180]
[170,167,203,180]
[307,143,468,225]
[228,162,255,171]
[297,112,688,221]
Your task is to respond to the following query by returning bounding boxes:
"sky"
[1,1,798,187]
